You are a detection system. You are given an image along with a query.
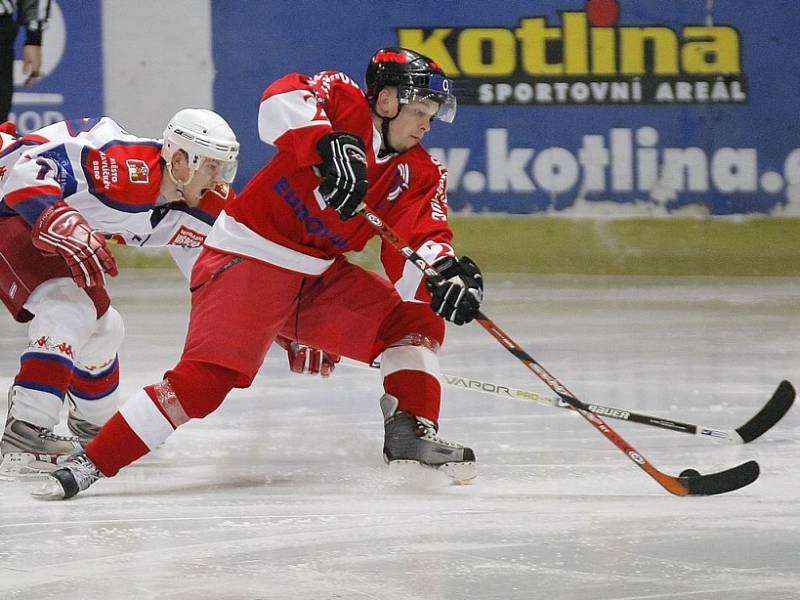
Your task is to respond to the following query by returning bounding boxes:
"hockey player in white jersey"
[0,109,240,477]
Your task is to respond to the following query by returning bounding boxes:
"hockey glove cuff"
[426,256,484,326]
[316,132,368,221]
[31,201,119,288]
[275,335,341,377]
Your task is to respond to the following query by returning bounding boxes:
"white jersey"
[0,117,226,277]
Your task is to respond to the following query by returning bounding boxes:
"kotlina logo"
[397,0,746,105]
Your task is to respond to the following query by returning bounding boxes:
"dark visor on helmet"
[397,74,457,123]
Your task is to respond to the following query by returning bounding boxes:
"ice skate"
[66,413,100,447]
[66,396,101,447]
[1,392,82,478]
[32,452,103,500]
[380,394,477,484]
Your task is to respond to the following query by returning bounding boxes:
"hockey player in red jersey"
[35,47,484,500]
[0,109,240,477]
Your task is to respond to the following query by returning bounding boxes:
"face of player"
[170,153,228,206]
[375,88,438,153]
[388,98,438,152]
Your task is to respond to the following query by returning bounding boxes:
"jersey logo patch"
[168,225,205,248]
[302,93,328,122]
[126,159,150,184]
[386,163,410,202]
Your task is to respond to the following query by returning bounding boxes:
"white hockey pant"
[11,278,124,429]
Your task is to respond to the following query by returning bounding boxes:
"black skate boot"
[380,394,476,484]
[31,452,103,500]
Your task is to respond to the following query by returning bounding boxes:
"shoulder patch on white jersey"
[168,225,205,248]
[126,159,150,184]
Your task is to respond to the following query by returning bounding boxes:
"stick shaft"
[359,207,689,495]
[344,358,738,441]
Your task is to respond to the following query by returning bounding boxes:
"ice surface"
[1,271,798,599]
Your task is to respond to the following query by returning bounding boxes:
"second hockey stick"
[359,207,760,496]
[344,359,793,444]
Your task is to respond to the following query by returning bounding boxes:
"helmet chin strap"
[380,116,399,157]
[374,91,402,157]
[166,162,196,201]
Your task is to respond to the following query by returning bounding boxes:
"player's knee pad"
[25,278,97,351]
[376,301,445,354]
[379,335,443,425]
[95,306,125,351]
[375,305,445,424]
[164,360,240,419]
[68,308,124,425]
[14,281,96,415]
[76,307,125,369]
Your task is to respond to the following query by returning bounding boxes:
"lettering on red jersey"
[89,151,119,190]
[168,225,205,248]
[430,156,448,222]
[308,71,361,98]
[302,93,328,122]
[82,142,162,209]
[126,159,150,184]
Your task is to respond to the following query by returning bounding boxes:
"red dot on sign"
[586,0,620,27]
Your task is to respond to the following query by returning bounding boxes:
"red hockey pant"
[171,248,444,419]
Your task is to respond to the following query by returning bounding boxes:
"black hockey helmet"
[365,47,456,123]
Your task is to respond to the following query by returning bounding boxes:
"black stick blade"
[735,380,795,443]
[682,460,760,496]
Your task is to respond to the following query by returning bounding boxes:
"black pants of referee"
[0,15,19,123]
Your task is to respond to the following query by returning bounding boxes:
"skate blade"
[0,452,63,481]
[386,459,477,487]
[437,461,477,485]
[31,478,67,500]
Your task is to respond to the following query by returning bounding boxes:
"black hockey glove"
[426,256,484,325]
[316,132,369,221]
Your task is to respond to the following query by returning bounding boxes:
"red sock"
[85,412,150,477]
[383,370,441,424]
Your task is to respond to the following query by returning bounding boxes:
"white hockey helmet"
[161,108,240,190]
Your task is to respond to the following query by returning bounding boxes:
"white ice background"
[1,270,798,599]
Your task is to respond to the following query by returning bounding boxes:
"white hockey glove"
[31,201,119,288]
[427,256,484,325]
[316,132,368,221]
[275,335,341,377]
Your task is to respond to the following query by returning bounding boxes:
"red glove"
[275,335,340,377]
[32,201,119,288]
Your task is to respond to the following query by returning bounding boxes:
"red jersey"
[205,70,455,301]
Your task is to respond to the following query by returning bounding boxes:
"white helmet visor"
[195,155,238,184]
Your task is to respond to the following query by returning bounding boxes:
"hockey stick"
[359,208,760,496]
[343,359,794,444]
